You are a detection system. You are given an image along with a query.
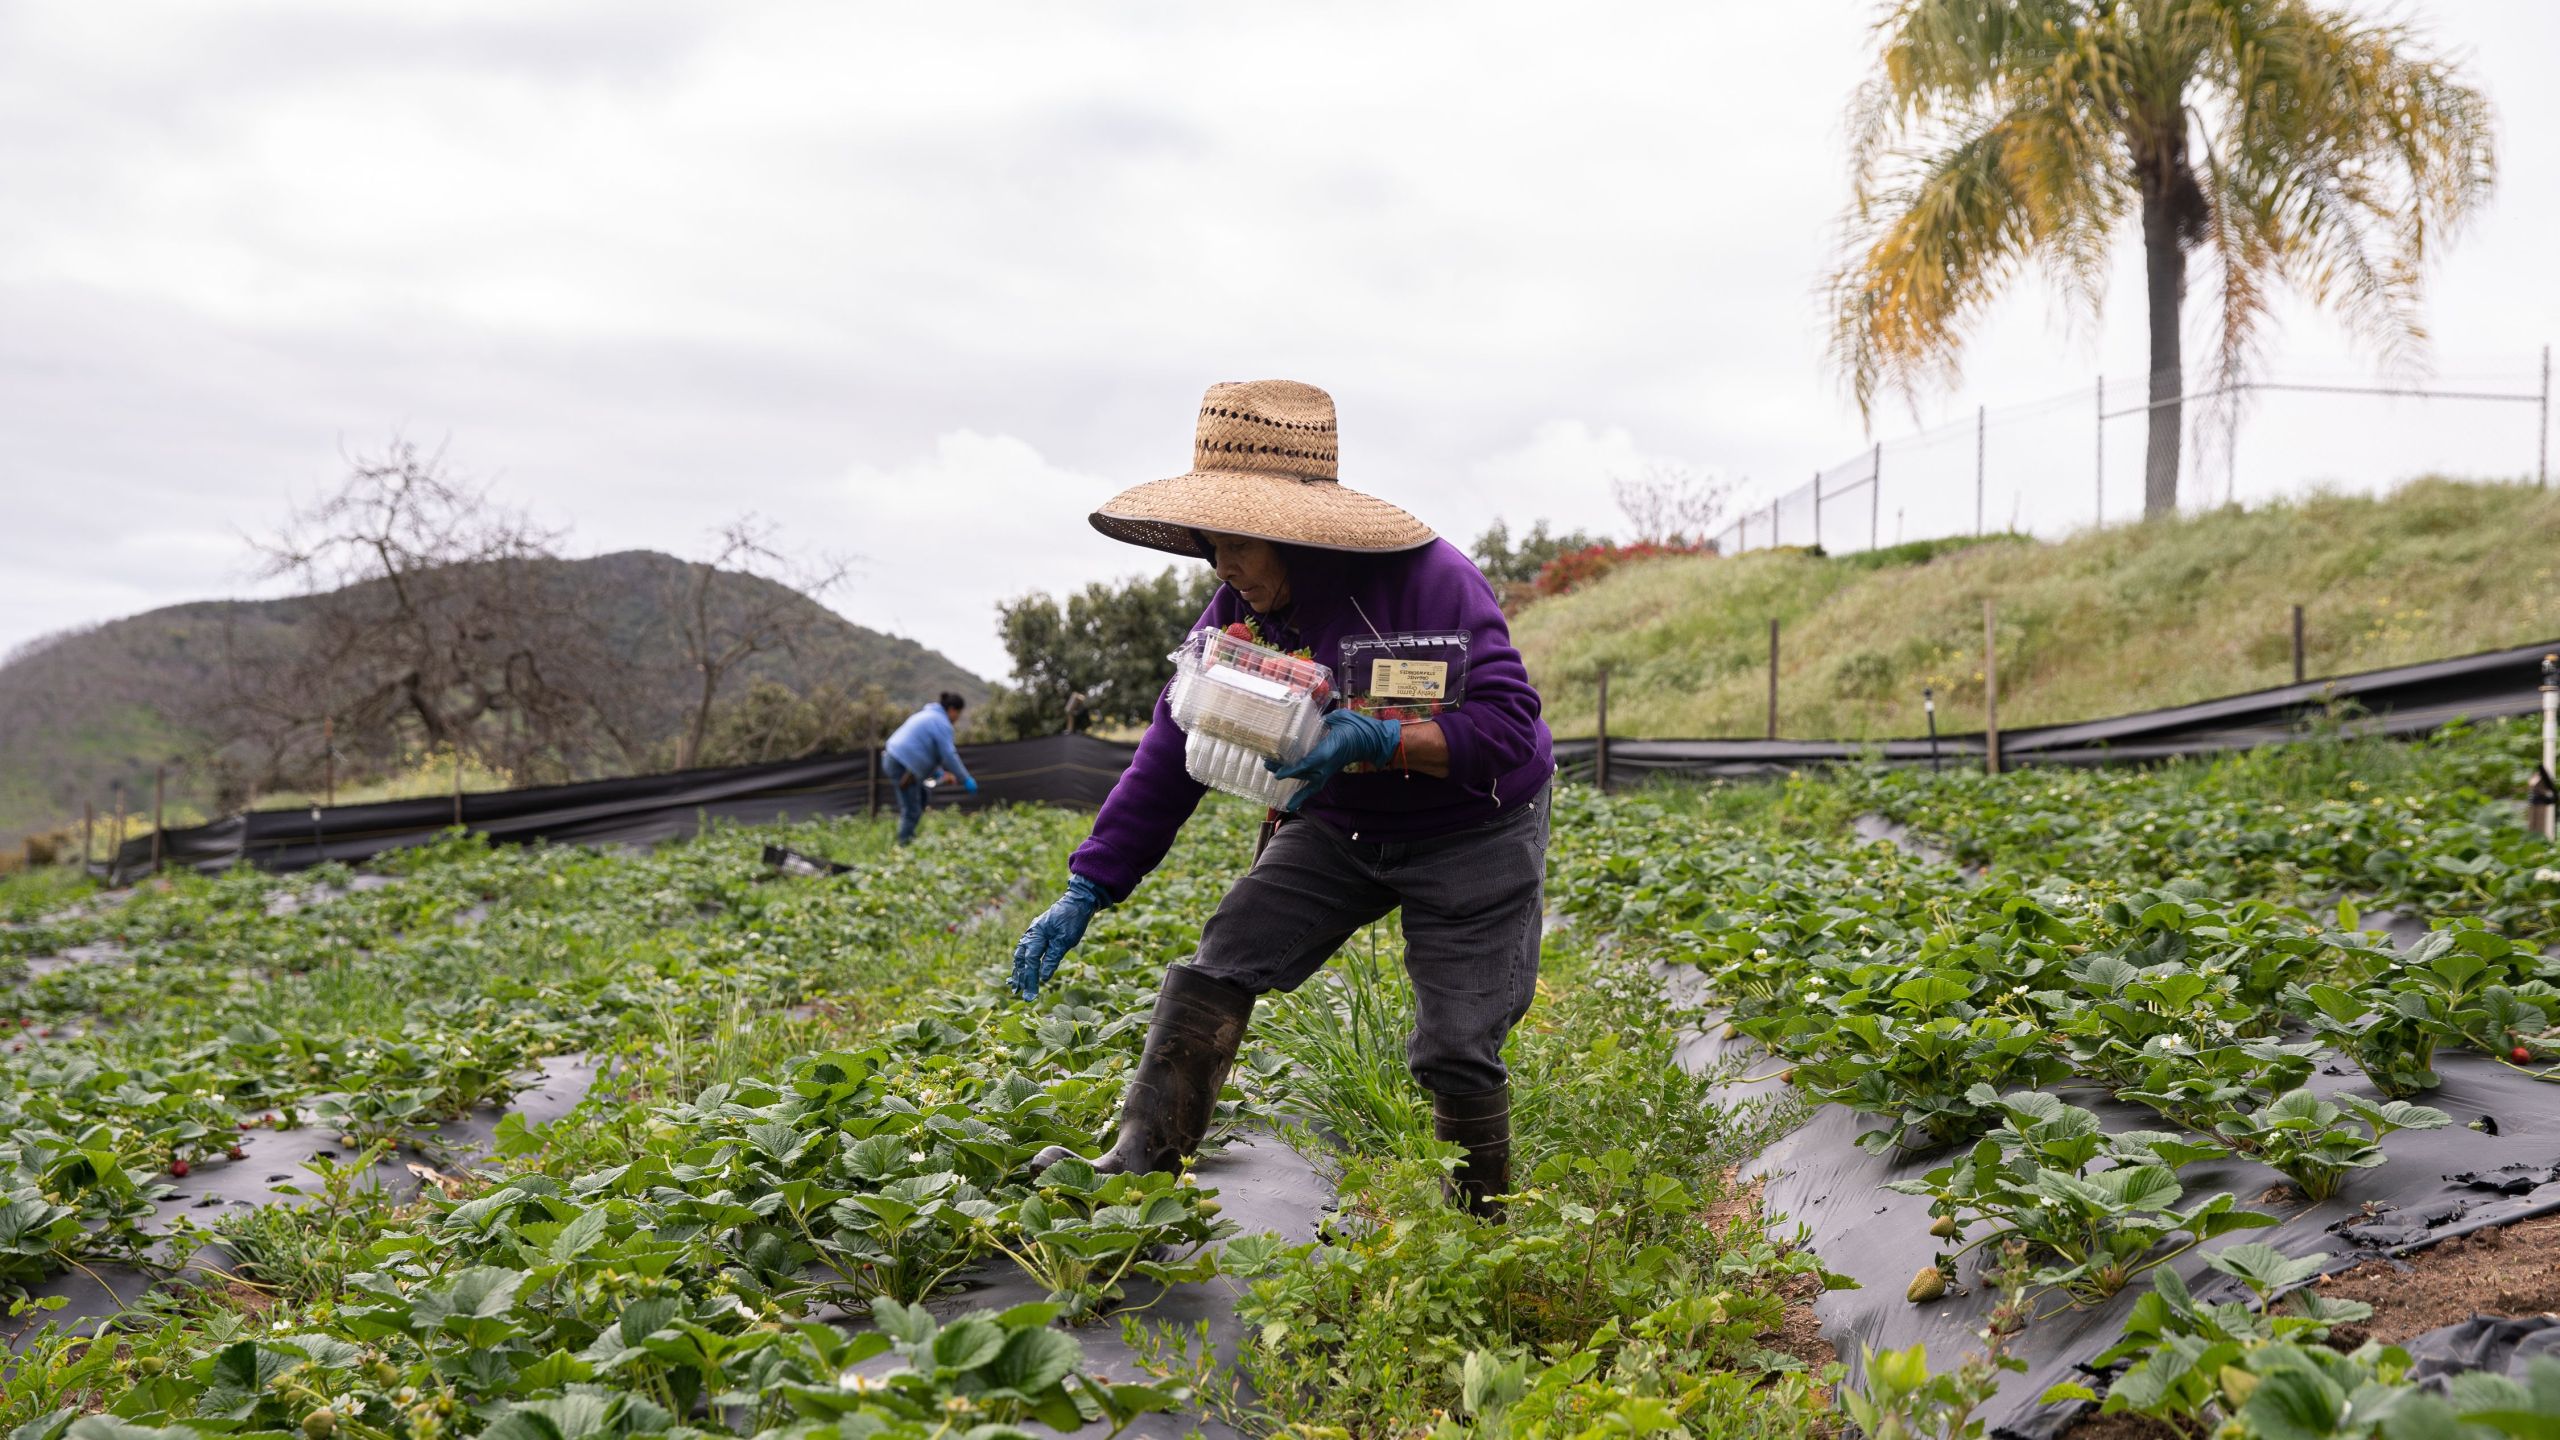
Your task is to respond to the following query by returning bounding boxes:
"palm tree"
[1828,1,2495,517]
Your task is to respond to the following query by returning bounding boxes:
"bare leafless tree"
[1611,464,1731,547]
[195,440,642,799]
[670,515,853,770]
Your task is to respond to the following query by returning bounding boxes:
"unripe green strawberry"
[1907,1266,1946,1302]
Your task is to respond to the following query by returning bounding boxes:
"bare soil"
[2066,1413,2187,1440]
[2313,1213,2560,1345]
[1706,1172,1839,1376]
[2064,1213,2560,1438]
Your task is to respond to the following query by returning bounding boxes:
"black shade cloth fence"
[96,638,2557,880]
[1556,637,2560,786]
[103,734,1138,880]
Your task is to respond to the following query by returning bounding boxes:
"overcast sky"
[4,1,2553,680]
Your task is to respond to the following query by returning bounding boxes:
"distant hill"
[0,550,986,845]
[1513,477,2560,740]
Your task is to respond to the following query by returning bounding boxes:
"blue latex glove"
[1011,875,1111,999]
[963,776,979,794]
[1267,710,1402,813]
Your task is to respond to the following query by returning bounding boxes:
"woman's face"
[1205,532,1292,614]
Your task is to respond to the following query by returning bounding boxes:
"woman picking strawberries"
[1011,379,1554,1216]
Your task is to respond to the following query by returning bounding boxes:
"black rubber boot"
[1433,1084,1512,1218]
[1031,965,1255,1177]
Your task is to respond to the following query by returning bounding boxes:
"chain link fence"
[1711,348,2552,556]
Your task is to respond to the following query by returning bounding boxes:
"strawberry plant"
[2087,1244,2378,1421]
[2288,923,2560,1095]
[1887,1089,2271,1308]
[993,1161,1233,1322]
[1779,1003,2069,1154]
[2113,1035,2323,1134]
[2211,1088,2451,1202]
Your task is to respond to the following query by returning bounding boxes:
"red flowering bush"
[1530,539,1713,599]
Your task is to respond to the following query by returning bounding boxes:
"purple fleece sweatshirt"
[1068,538,1554,900]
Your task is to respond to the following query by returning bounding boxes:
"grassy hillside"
[0,551,985,846]
[1514,478,2560,740]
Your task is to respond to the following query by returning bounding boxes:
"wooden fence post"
[1594,666,1611,794]
[1767,619,1781,740]
[323,715,335,807]
[866,724,881,817]
[2291,604,2306,685]
[111,781,126,885]
[1982,599,2002,776]
[451,749,464,828]
[152,765,166,877]
[83,801,94,875]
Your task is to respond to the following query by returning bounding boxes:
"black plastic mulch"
[1660,950,2560,1439]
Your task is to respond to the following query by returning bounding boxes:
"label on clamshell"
[1369,658,1449,701]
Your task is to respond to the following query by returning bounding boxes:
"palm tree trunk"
[2140,173,2186,518]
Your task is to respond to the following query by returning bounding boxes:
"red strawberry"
[227,1147,245,1161]
[170,1159,190,1178]
[1225,622,1253,641]
[2514,1046,2533,1062]
[237,1119,254,1131]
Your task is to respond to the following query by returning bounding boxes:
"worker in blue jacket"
[881,692,978,844]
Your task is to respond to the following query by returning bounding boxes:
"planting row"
[3,806,1254,1435]
[4,791,1877,1440]
[1851,717,2560,941]
[0,812,1079,1306]
[1544,727,2560,1438]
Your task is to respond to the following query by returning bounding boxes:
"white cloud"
[1457,420,1717,544]
[1,0,2554,676]
[843,430,1193,680]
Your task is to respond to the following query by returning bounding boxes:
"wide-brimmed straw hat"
[1089,380,1436,557]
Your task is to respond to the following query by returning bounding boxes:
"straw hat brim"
[1090,470,1436,558]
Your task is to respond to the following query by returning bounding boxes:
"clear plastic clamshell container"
[1167,628,1334,804]
[1185,729,1310,810]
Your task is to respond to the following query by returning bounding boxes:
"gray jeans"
[1189,782,1550,1095]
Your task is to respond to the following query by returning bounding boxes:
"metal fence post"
[1869,443,1882,551]
[2292,604,2306,685]
[2226,393,2241,505]
[1982,599,2002,776]
[1766,620,1780,740]
[1594,666,1611,793]
[2541,654,2558,841]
